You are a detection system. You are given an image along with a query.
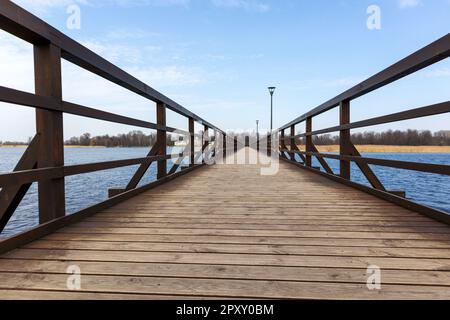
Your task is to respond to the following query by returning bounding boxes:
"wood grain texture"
[1,148,449,300]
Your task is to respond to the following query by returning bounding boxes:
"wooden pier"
[1,2,450,300]
[0,148,449,299]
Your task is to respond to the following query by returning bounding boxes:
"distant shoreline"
[0,145,107,148]
[305,145,450,154]
[2,144,450,153]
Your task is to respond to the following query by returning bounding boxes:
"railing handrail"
[279,33,450,131]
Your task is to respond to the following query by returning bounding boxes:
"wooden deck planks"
[0,147,449,299]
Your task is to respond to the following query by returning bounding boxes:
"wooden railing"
[0,2,225,247]
[277,33,450,225]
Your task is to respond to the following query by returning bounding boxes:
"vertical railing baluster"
[213,129,217,158]
[280,129,285,157]
[340,100,351,180]
[189,117,195,167]
[157,102,167,179]
[34,43,65,223]
[290,125,296,161]
[305,117,312,167]
[223,132,227,160]
[203,125,209,164]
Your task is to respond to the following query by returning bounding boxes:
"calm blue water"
[0,148,449,238]
[0,147,187,238]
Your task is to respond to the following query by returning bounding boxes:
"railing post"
[203,125,209,164]
[213,129,217,158]
[34,43,65,223]
[340,100,351,180]
[189,117,195,167]
[157,102,167,179]
[280,129,285,155]
[290,125,296,161]
[223,132,227,159]
[305,117,313,167]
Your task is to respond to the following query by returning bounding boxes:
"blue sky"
[1,0,450,140]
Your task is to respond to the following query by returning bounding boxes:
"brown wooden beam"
[157,102,167,179]
[0,135,39,233]
[348,144,386,191]
[34,43,65,224]
[340,100,351,179]
[279,129,287,159]
[202,125,209,164]
[305,117,312,167]
[223,132,227,159]
[168,145,190,175]
[289,125,296,161]
[309,143,334,175]
[189,117,195,167]
[123,140,163,192]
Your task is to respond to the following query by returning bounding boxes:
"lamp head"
[268,87,276,95]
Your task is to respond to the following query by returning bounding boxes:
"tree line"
[2,129,450,147]
[64,131,176,147]
[309,130,450,146]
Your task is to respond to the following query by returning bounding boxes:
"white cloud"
[14,0,85,6]
[12,0,190,14]
[0,32,34,93]
[106,28,161,40]
[324,76,366,88]
[14,0,270,13]
[102,0,190,7]
[295,76,366,90]
[81,40,143,64]
[398,0,422,8]
[424,67,450,78]
[211,0,270,12]
[130,65,206,87]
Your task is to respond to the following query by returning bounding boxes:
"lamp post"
[268,87,276,133]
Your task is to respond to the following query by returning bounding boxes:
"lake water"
[0,147,449,238]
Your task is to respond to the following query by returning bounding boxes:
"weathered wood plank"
[1,259,449,286]
[0,273,449,299]
[3,248,450,271]
[22,239,450,259]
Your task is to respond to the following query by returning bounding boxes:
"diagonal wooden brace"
[290,143,306,164]
[310,143,335,175]
[0,135,39,233]
[168,145,191,175]
[348,143,386,191]
[126,140,164,190]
